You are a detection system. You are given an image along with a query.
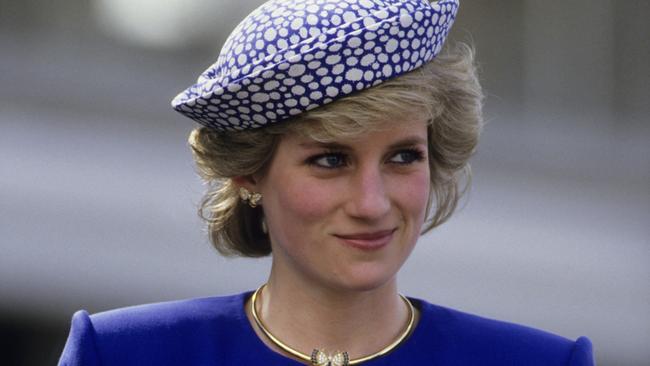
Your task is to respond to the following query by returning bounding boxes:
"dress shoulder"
[58,310,102,366]
[58,292,253,366]
[568,336,595,366]
[408,298,595,366]
[89,292,243,333]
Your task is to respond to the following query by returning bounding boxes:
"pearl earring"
[261,217,268,234]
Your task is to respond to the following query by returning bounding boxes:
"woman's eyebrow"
[298,141,351,150]
[298,136,427,150]
[387,136,427,149]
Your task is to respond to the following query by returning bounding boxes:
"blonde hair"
[190,43,483,257]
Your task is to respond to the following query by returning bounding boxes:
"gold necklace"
[250,284,416,365]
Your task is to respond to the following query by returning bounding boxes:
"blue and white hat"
[172,0,459,131]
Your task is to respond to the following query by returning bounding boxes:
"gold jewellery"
[250,284,415,366]
[239,187,262,208]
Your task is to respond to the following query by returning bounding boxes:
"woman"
[59,0,595,365]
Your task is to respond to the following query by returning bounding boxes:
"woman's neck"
[245,269,416,362]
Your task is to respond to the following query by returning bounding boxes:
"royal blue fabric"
[59,291,594,365]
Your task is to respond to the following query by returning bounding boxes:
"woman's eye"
[389,149,425,165]
[307,149,424,168]
[308,153,347,169]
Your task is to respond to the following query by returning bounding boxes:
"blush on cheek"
[402,171,431,221]
[277,178,336,221]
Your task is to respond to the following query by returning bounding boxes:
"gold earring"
[239,187,262,208]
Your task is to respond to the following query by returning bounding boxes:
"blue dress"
[59,291,594,365]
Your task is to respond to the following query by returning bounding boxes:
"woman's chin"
[326,265,398,293]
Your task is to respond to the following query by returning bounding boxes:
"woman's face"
[252,118,430,292]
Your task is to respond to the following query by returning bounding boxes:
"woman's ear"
[232,175,259,193]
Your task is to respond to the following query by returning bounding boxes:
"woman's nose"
[345,165,391,220]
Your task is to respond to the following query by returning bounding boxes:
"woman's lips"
[334,229,396,251]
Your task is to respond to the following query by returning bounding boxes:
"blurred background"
[1,0,648,365]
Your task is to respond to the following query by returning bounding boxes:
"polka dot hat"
[171,0,460,131]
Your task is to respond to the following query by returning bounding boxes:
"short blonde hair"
[190,43,483,257]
